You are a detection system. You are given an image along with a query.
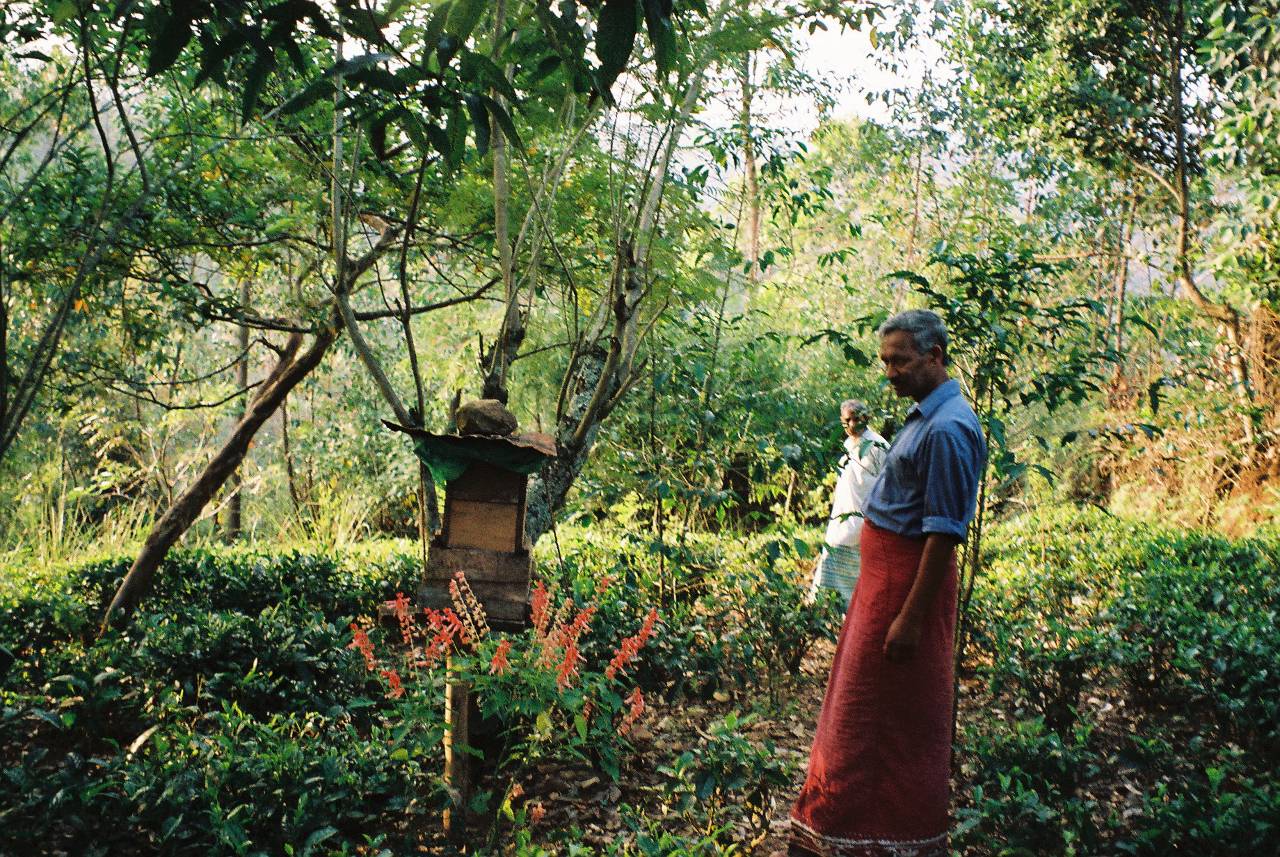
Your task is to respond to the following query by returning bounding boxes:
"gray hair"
[878,309,950,365]
[840,399,870,422]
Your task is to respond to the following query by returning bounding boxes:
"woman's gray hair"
[878,309,950,365]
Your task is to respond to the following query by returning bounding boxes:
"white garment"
[823,428,887,548]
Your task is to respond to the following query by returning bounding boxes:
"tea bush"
[1,532,829,854]
[959,506,1280,854]
[658,711,795,841]
[541,524,840,702]
[0,545,431,856]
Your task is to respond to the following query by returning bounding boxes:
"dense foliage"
[3,508,1277,854]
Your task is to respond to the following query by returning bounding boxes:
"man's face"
[879,329,942,401]
[840,408,863,437]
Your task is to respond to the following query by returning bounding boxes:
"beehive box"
[421,460,533,628]
[385,419,554,632]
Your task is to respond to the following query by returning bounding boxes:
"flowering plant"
[347,571,661,820]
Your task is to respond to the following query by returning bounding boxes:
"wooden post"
[442,655,473,842]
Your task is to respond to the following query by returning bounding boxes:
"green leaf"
[596,0,638,95]
[146,8,195,76]
[988,415,1007,451]
[641,0,676,77]
[300,826,338,857]
[240,51,277,123]
[422,1,451,48]
[461,51,519,104]
[478,93,522,152]
[193,26,251,88]
[32,708,65,729]
[334,52,393,76]
[426,122,455,168]
[446,104,468,167]
[369,112,391,160]
[52,0,78,25]
[531,53,562,83]
[1148,378,1165,415]
[885,269,930,289]
[279,77,336,114]
[446,0,487,41]
[464,93,489,156]
[574,713,588,741]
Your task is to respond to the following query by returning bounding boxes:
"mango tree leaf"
[422,1,451,49]
[446,0,487,41]
[478,93,522,151]
[531,53,562,82]
[369,111,391,160]
[334,52,392,76]
[240,51,277,123]
[279,77,335,114]
[146,7,195,76]
[641,0,676,77]
[446,104,468,166]
[193,25,252,88]
[348,64,408,93]
[460,51,519,104]
[52,0,79,25]
[426,122,454,168]
[596,0,638,95]
[464,93,489,156]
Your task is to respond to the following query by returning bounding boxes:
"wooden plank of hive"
[444,499,520,552]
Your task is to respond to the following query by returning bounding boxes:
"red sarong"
[789,521,956,857]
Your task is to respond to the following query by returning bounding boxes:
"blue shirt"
[863,379,986,540]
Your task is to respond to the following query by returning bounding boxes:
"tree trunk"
[740,53,761,283]
[225,279,250,539]
[521,0,731,541]
[526,238,647,542]
[1169,0,1255,445]
[481,0,522,402]
[101,322,337,630]
[281,392,304,519]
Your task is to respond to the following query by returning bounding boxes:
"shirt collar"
[906,378,961,421]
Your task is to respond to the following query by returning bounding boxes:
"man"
[809,400,886,607]
[789,309,986,857]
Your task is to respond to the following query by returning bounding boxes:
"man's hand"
[883,611,922,662]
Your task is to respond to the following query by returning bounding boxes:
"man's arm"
[883,423,982,661]
[883,532,960,662]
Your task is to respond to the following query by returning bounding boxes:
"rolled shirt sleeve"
[920,424,984,539]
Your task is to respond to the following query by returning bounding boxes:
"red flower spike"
[381,668,405,699]
[392,592,416,647]
[531,581,551,639]
[490,639,512,675]
[349,624,378,671]
[556,640,580,690]
[604,608,659,680]
[618,686,645,736]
